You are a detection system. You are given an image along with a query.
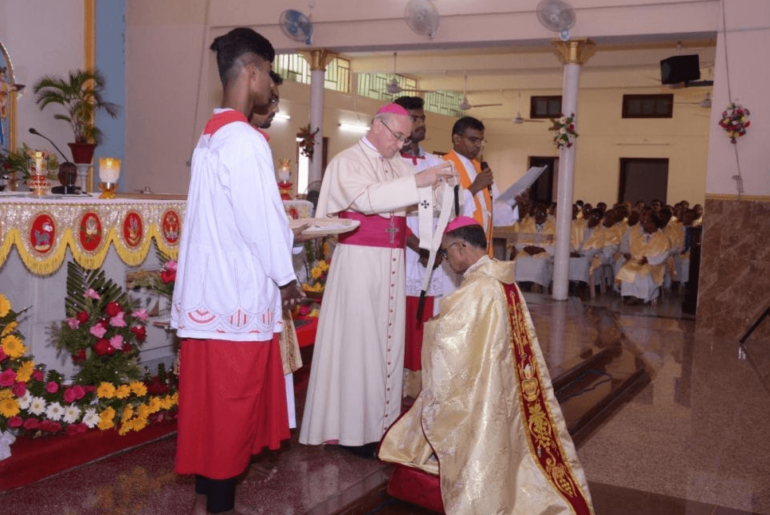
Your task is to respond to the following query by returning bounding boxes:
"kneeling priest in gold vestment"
[379,216,594,515]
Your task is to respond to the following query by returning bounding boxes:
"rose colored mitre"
[445,216,482,234]
[376,103,410,116]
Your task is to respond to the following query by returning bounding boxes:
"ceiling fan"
[513,90,545,123]
[459,74,502,110]
[385,52,436,95]
[677,91,712,108]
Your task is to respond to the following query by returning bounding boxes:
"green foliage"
[52,262,147,386]
[33,69,120,145]
[1,143,34,179]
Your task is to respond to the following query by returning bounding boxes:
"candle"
[99,157,121,183]
[33,151,45,176]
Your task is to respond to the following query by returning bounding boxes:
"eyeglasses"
[438,241,462,259]
[464,135,487,146]
[380,120,412,146]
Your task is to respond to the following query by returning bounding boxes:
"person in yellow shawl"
[379,216,594,515]
[616,213,671,305]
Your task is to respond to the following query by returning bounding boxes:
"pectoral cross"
[385,216,399,244]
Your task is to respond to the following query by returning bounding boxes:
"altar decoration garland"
[0,198,185,275]
[719,102,750,144]
[549,114,578,150]
[298,124,320,160]
[0,292,177,441]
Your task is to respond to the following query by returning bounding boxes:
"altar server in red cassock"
[299,103,455,456]
[170,28,303,515]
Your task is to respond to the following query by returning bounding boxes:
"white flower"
[29,396,47,416]
[82,408,100,429]
[63,405,82,424]
[559,128,567,135]
[17,391,32,410]
[559,116,567,124]
[45,402,64,421]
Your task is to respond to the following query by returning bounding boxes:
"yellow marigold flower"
[171,392,179,404]
[308,309,320,318]
[1,335,26,359]
[0,389,12,401]
[133,417,148,432]
[129,381,147,397]
[0,398,19,417]
[0,294,10,318]
[318,260,329,272]
[98,407,116,430]
[148,397,162,414]
[122,405,134,421]
[1,321,18,337]
[15,360,34,383]
[115,385,131,399]
[160,396,172,410]
[137,403,151,420]
[118,418,134,435]
[322,242,331,259]
[97,382,116,399]
[302,283,312,292]
[311,267,322,280]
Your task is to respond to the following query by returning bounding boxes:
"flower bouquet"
[549,113,578,150]
[298,124,320,160]
[718,102,750,144]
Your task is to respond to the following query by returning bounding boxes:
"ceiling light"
[338,123,369,133]
[274,113,291,121]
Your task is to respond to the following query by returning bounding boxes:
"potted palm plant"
[33,69,120,164]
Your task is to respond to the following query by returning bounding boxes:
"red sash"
[503,282,593,515]
[203,110,255,136]
[337,211,406,249]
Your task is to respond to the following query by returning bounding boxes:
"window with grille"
[622,94,674,118]
[530,96,563,119]
[273,54,351,94]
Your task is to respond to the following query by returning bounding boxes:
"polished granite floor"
[1,290,769,515]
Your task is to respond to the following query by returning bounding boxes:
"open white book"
[496,165,549,207]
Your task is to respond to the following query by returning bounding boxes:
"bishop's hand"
[415,162,455,188]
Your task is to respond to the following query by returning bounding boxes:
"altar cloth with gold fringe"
[0,197,186,275]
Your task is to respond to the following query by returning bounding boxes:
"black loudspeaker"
[660,54,701,84]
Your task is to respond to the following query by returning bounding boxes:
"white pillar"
[550,39,595,301]
[301,50,337,187]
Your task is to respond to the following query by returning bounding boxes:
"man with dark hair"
[379,216,593,514]
[616,213,671,304]
[172,27,302,515]
[393,95,459,396]
[443,116,497,250]
[512,202,555,291]
[250,71,283,130]
[299,103,454,456]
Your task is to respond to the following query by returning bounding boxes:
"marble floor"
[1,290,769,515]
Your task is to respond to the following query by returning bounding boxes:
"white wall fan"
[536,0,576,41]
[404,0,440,39]
[279,9,314,46]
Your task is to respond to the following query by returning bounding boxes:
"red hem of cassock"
[404,296,433,371]
[174,336,289,479]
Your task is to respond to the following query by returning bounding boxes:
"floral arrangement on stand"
[297,238,332,316]
[0,265,178,443]
[718,102,750,144]
[298,124,320,161]
[549,113,578,150]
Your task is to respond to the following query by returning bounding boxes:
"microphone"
[28,128,72,163]
[481,161,493,193]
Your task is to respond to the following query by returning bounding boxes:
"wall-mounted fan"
[404,0,440,39]
[279,9,313,45]
[536,0,576,41]
[459,74,502,110]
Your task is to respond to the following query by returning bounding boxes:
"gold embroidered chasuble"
[379,256,594,514]
[615,229,670,286]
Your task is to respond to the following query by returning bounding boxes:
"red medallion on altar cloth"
[30,214,56,254]
[161,209,180,245]
[122,211,144,248]
[78,211,103,252]
[288,207,299,220]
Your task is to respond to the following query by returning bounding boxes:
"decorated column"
[550,39,595,301]
[300,49,337,186]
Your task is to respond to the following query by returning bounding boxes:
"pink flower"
[0,347,6,362]
[72,385,86,400]
[133,308,149,322]
[8,416,23,428]
[84,289,100,300]
[89,324,107,338]
[0,369,16,387]
[110,311,127,327]
[23,418,40,430]
[109,334,124,350]
[84,385,96,393]
[63,388,77,403]
[46,381,60,394]
[164,260,177,272]
[12,381,26,397]
[67,318,80,329]
[32,370,44,382]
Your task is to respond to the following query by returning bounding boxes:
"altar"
[0,194,186,379]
